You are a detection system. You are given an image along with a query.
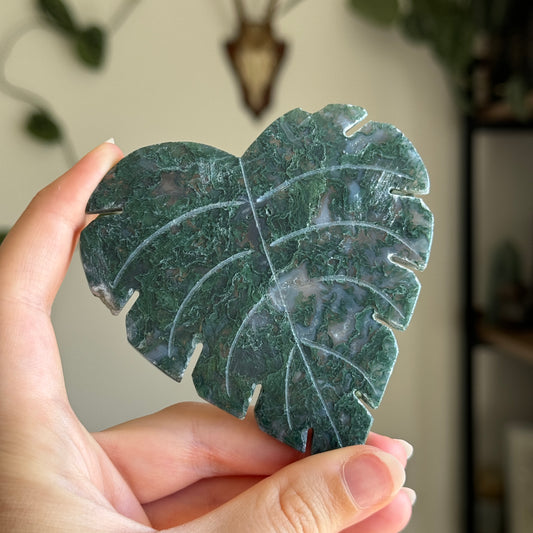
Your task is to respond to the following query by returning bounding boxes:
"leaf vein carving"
[168,249,254,358]
[317,275,405,319]
[269,221,419,259]
[300,338,378,397]
[239,160,342,447]
[225,295,268,395]
[256,164,414,204]
[285,345,296,431]
[112,200,246,288]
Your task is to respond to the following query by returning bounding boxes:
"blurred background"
[0,1,532,532]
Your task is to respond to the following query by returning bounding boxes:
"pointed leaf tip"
[38,0,77,33]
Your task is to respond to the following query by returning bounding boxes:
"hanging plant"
[0,0,140,165]
[38,0,106,68]
[25,108,62,142]
[347,0,533,121]
[20,0,109,151]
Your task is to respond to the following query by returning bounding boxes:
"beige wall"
[0,1,462,532]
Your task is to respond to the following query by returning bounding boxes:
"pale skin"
[0,141,415,532]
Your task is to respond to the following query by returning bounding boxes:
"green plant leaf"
[399,0,474,79]
[37,0,77,34]
[400,11,429,42]
[80,105,433,453]
[76,26,105,68]
[25,109,62,142]
[348,0,399,26]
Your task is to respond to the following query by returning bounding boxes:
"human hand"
[0,141,415,532]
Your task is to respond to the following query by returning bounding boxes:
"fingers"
[366,433,413,468]
[94,402,304,504]
[144,470,414,531]
[342,488,414,533]
[0,140,123,313]
[98,402,413,532]
[143,475,264,529]
[95,402,414,510]
[167,444,406,533]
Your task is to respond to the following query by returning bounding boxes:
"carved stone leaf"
[80,104,433,453]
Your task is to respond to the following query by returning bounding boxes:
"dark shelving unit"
[462,112,533,533]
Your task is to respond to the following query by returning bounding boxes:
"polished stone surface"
[80,104,433,453]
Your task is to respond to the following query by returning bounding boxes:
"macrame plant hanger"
[226,0,286,118]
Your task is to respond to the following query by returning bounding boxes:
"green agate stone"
[80,104,433,453]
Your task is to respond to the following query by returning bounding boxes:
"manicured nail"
[343,453,405,510]
[397,439,414,460]
[403,487,417,506]
[104,138,115,144]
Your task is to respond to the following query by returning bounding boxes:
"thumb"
[174,446,405,533]
[0,141,123,407]
[0,140,123,313]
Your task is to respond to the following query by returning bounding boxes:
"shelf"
[471,91,533,128]
[477,320,533,365]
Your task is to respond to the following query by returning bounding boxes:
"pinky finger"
[342,488,415,533]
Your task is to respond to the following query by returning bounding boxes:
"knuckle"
[32,183,58,204]
[272,482,331,533]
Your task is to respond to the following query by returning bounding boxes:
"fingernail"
[397,439,414,460]
[403,487,417,506]
[104,137,115,144]
[343,453,405,510]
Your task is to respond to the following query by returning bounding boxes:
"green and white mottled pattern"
[80,104,433,453]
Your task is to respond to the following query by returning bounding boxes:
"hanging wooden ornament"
[225,0,286,117]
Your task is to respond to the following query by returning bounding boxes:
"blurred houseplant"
[0,0,139,164]
[348,0,533,121]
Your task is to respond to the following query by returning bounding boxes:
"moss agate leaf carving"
[80,104,433,453]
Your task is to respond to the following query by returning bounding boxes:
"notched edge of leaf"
[86,206,124,216]
[318,103,369,138]
[358,120,431,196]
[89,283,131,315]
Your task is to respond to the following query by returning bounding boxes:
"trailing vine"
[0,0,141,165]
